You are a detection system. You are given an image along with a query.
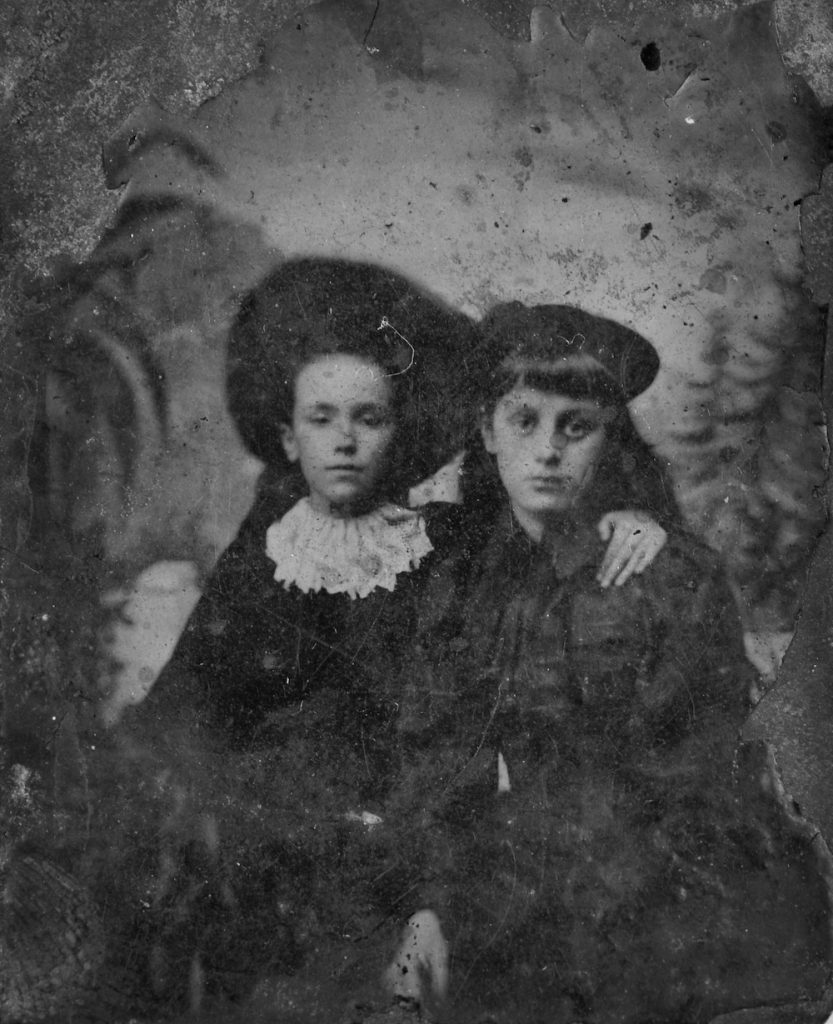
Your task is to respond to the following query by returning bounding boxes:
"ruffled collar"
[265,498,434,600]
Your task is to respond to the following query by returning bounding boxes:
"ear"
[479,409,497,454]
[279,423,299,462]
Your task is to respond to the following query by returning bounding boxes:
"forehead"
[496,386,607,415]
[294,354,393,406]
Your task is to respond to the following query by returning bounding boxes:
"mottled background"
[3,0,833,980]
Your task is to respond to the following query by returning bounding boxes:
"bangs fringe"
[485,362,627,409]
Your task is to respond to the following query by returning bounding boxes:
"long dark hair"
[462,303,682,529]
[226,258,479,516]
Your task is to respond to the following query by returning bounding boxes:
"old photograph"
[3,0,833,1021]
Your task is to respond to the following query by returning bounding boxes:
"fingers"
[597,523,642,588]
[610,540,655,587]
[597,523,667,588]
[385,908,449,1006]
[597,512,614,542]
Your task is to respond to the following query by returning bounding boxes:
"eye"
[356,408,391,428]
[563,417,598,440]
[306,411,332,425]
[510,409,538,433]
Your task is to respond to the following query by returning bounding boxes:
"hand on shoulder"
[596,510,667,588]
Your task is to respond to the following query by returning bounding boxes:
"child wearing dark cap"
[383,303,831,1024]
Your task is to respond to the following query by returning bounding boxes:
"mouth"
[327,465,363,474]
[530,475,568,488]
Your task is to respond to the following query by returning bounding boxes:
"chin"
[326,489,378,512]
[525,498,574,516]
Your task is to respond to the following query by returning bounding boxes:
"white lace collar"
[265,498,434,600]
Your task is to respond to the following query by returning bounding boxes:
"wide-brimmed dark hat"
[226,258,480,492]
[479,302,660,402]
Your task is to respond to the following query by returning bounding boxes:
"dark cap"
[480,302,660,401]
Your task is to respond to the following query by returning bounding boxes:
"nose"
[537,425,566,461]
[334,419,357,451]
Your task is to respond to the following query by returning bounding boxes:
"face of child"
[481,386,615,539]
[280,354,396,515]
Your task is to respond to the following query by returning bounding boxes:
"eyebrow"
[299,400,391,413]
[559,409,601,419]
[352,401,391,412]
[300,402,338,413]
[506,399,598,413]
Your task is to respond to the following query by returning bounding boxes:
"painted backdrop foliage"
[25,0,828,629]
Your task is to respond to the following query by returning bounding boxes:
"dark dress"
[110,498,466,1007]
[391,508,833,1024]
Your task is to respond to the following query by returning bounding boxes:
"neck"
[509,503,576,544]
[511,504,545,543]
[307,491,385,518]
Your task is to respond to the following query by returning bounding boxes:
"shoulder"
[208,519,275,585]
[190,511,290,625]
[420,501,465,552]
[570,527,733,619]
[613,530,740,638]
[420,501,494,558]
